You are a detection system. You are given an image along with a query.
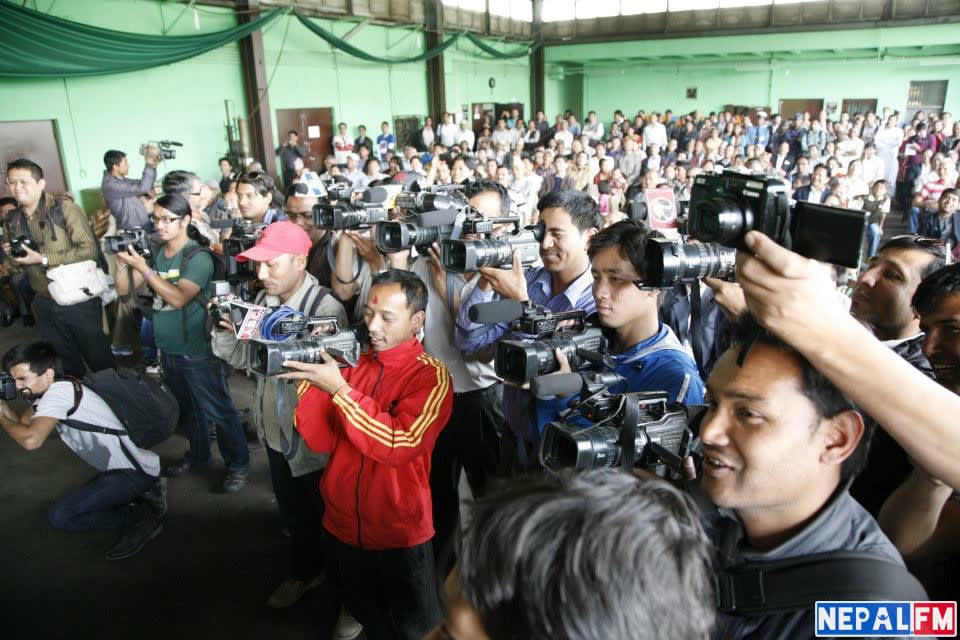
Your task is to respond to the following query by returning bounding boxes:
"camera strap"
[689,280,706,379]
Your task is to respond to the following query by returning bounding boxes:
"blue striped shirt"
[454,266,596,445]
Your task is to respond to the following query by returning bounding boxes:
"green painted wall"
[0,0,247,210]
[444,41,531,118]
[545,24,960,119]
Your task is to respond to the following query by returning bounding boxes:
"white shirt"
[35,381,160,476]
[554,129,574,151]
[861,155,885,185]
[438,122,458,148]
[455,128,475,150]
[643,122,668,149]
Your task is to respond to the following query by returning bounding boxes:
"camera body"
[688,170,868,268]
[104,228,152,257]
[496,326,606,384]
[249,330,362,376]
[375,202,519,254]
[140,140,182,161]
[312,203,388,231]
[540,389,694,478]
[441,220,545,273]
[8,235,37,258]
[0,371,17,401]
[643,237,737,288]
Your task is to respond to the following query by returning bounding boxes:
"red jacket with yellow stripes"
[294,336,453,550]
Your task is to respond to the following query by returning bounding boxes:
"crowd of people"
[1,102,959,640]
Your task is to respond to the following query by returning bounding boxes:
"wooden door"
[841,99,878,117]
[472,102,495,137]
[778,99,824,120]
[274,108,333,172]
[0,120,68,197]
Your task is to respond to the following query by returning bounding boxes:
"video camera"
[249,330,362,376]
[312,186,392,231]
[208,295,340,342]
[104,228,152,257]
[212,219,265,282]
[688,170,868,268]
[441,220,545,273]
[140,140,182,161]
[0,371,17,401]
[375,204,520,254]
[468,301,607,384]
[7,236,37,258]
[642,237,736,288]
[536,371,697,478]
[393,184,465,213]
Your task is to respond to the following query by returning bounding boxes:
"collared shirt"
[101,165,156,230]
[2,193,99,297]
[455,265,595,442]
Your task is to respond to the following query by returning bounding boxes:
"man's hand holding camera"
[114,245,150,274]
[278,352,348,395]
[5,242,45,266]
[479,250,529,301]
[142,144,161,167]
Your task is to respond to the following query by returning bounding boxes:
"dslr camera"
[140,140,182,161]
[688,170,868,268]
[313,186,391,231]
[642,237,736,288]
[8,235,37,258]
[0,371,17,401]
[441,220,545,273]
[104,228,152,257]
[249,330,362,376]
[538,372,696,478]
[469,301,607,384]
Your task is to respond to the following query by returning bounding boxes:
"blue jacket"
[542,323,705,433]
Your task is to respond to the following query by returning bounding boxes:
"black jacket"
[658,284,731,378]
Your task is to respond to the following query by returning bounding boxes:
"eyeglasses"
[152,216,182,225]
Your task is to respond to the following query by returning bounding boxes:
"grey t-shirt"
[33,381,160,477]
[694,484,909,640]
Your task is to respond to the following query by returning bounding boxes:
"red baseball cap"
[235,221,312,263]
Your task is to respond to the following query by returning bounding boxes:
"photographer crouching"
[0,343,164,560]
[283,269,453,640]
[115,193,249,493]
[210,221,347,608]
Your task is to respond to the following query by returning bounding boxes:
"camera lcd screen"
[790,202,868,269]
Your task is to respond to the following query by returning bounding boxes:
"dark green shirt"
[152,240,213,356]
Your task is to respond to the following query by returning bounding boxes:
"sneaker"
[222,468,248,494]
[105,511,163,560]
[267,575,326,609]
[142,477,168,517]
[333,609,363,640]
[165,458,204,478]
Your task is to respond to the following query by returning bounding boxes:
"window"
[576,0,620,18]
[719,0,773,6]
[543,0,575,21]
[441,0,486,10]
[906,80,948,118]
[669,0,719,9]
[621,0,668,12]
[489,0,533,21]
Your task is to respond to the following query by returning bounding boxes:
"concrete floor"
[0,319,343,639]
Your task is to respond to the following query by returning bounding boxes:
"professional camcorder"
[312,186,392,231]
[537,371,697,478]
[394,184,465,213]
[441,220,545,273]
[249,330,362,376]
[0,371,17,401]
[469,301,608,384]
[212,219,265,282]
[688,170,868,268]
[375,205,519,254]
[140,140,182,161]
[104,228,152,257]
[642,237,736,288]
[208,296,339,342]
[8,235,37,258]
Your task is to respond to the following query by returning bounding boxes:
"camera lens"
[689,197,747,245]
[645,238,737,287]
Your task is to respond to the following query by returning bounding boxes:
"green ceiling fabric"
[0,0,283,78]
[0,1,535,79]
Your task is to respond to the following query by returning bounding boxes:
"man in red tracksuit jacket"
[283,269,453,640]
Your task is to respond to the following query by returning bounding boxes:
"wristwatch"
[40,255,48,268]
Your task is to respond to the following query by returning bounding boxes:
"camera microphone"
[531,372,585,398]
[468,299,524,324]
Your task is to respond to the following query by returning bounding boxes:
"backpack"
[63,368,179,450]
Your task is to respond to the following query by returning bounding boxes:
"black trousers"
[265,446,325,581]
[34,295,113,379]
[318,532,442,640]
[429,382,506,579]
